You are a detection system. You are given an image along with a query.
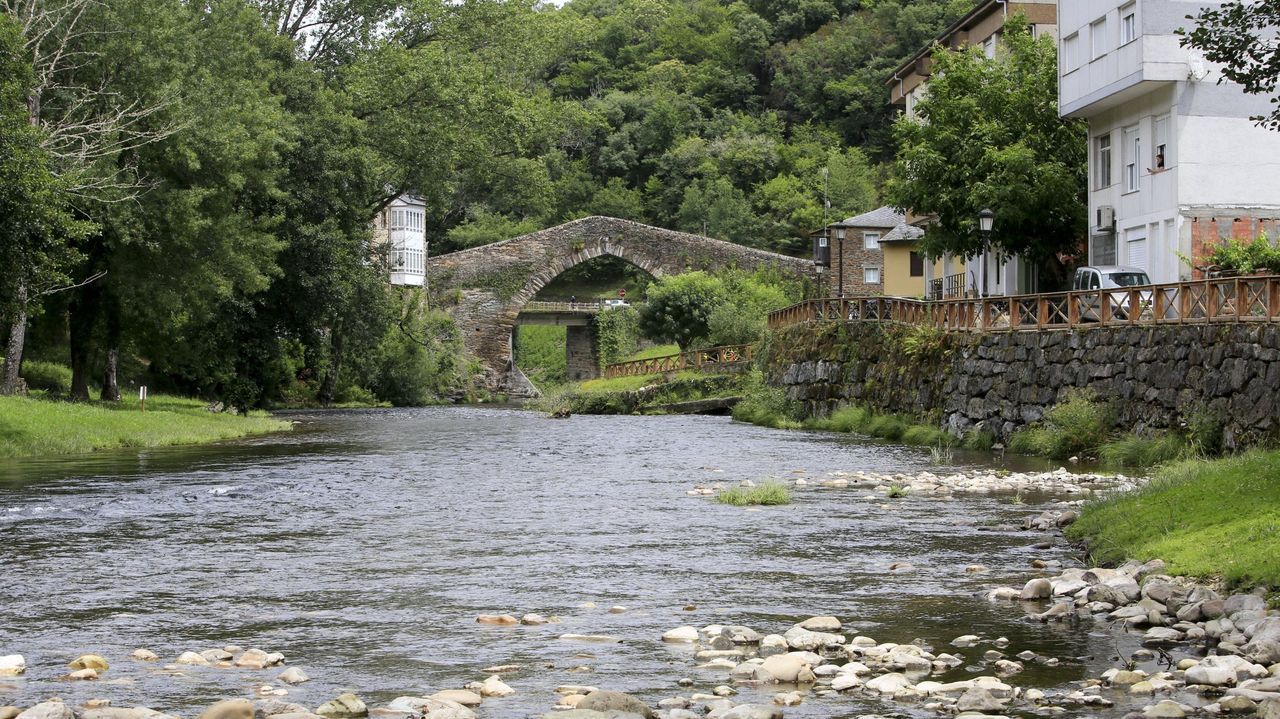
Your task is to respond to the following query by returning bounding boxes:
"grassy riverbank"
[0,395,291,458]
[531,370,748,415]
[1068,450,1280,588]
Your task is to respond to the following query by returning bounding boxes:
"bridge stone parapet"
[429,216,814,395]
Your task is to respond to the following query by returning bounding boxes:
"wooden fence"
[603,344,755,378]
[768,275,1280,332]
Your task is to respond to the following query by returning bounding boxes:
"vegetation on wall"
[594,306,642,368]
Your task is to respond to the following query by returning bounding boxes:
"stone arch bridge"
[428,216,815,395]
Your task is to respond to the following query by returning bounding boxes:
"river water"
[0,408,1139,718]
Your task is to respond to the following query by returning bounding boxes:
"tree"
[0,14,90,394]
[638,271,726,349]
[1180,2,1280,130]
[884,15,1087,280]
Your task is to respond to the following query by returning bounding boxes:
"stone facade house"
[1059,0,1280,283]
[815,207,930,298]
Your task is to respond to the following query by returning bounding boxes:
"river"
[0,407,1143,718]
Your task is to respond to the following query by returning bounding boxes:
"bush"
[716,482,792,506]
[1008,389,1111,459]
[1098,433,1191,468]
[1199,232,1280,275]
[19,361,73,393]
[732,373,803,429]
[962,428,995,451]
[369,310,462,406]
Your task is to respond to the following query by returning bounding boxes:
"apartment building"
[1060,1,1280,282]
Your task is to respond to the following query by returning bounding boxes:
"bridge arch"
[429,216,815,395]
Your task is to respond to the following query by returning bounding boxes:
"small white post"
[139,385,147,413]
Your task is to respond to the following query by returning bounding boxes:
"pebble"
[277,667,310,685]
[0,656,24,676]
[475,614,518,626]
[69,655,109,671]
[130,650,158,662]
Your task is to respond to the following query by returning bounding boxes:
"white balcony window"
[1153,114,1171,170]
[1063,33,1081,72]
[863,266,881,284]
[863,231,881,250]
[1091,16,1109,60]
[1120,4,1137,45]
[1096,134,1113,189]
[1123,125,1140,193]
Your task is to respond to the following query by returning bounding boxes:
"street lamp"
[836,224,847,298]
[978,208,994,297]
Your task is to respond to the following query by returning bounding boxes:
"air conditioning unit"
[1097,206,1116,232]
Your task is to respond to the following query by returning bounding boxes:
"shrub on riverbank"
[802,405,959,448]
[1007,390,1110,460]
[0,395,291,458]
[1068,450,1280,587]
[19,361,73,394]
[716,482,791,506]
[731,375,803,429]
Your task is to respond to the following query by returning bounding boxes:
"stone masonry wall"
[766,321,1280,447]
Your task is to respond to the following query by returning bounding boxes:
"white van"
[1071,265,1152,321]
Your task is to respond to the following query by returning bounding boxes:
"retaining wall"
[766,321,1280,447]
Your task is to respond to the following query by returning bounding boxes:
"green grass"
[514,325,567,388]
[1067,450,1280,587]
[577,370,706,393]
[801,405,959,448]
[1097,433,1193,468]
[0,394,291,458]
[716,482,792,506]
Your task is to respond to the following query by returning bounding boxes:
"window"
[1092,233,1117,265]
[983,34,997,59]
[1120,3,1137,45]
[818,236,828,247]
[863,232,881,250]
[1123,125,1140,192]
[1126,228,1148,270]
[863,266,881,284]
[1063,33,1081,72]
[1153,114,1170,170]
[1091,16,1109,60]
[909,251,924,277]
[1096,134,1113,189]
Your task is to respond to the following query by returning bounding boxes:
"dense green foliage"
[1195,233,1280,275]
[1068,450,1280,587]
[1007,390,1111,460]
[594,306,642,367]
[18,360,72,393]
[1180,2,1280,131]
[516,325,569,388]
[886,16,1086,282]
[3,0,976,408]
[0,394,289,457]
[639,268,803,350]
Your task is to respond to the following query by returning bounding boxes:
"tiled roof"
[881,222,926,243]
[840,206,906,229]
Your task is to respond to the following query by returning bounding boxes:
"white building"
[374,195,427,286]
[1060,0,1280,283]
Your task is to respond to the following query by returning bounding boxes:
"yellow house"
[880,223,927,297]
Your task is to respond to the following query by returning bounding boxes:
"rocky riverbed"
[1,410,1273,719]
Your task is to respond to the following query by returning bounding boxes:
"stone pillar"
[566,325,599,381]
